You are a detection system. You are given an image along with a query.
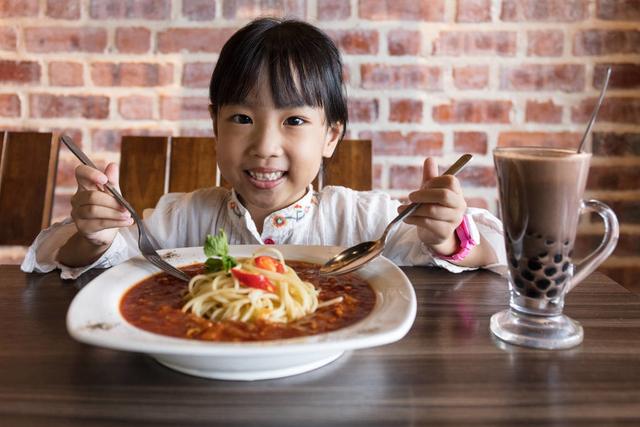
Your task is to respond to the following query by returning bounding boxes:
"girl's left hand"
[398,157,467,256]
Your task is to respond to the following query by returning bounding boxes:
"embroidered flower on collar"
[228,198,243,218]
[272,215,287,228]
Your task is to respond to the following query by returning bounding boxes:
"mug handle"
[567,199,619,293]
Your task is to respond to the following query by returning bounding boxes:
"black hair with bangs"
[209,17,348,139]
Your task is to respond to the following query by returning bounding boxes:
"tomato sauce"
[120,261,376,342]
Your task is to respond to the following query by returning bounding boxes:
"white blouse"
[21,185,507,279]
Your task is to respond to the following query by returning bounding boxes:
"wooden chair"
[119,136,371,214]
[0,131,59,246]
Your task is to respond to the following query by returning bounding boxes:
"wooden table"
[1,265,639,426]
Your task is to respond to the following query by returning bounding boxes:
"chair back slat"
[168,137,217,193]
[0,132,59,245]
[120,136,169,215]
[321,139,372,191]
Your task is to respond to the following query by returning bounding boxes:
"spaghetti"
[182,247,342,323]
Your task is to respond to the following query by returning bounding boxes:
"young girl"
[22,18,506,279]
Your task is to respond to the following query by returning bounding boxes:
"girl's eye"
[231,114,252,124]
[284,117,305,126]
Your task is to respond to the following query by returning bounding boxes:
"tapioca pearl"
[544,266,557,277]
[562,262,570,272]
[514,277,525,289]
[528,259,542,271]
[554,274,567,285]
[553,254,563,263]
[535,278,551,290]
[535,233,543,239]
[526,287,541,298]
[564,239,570,246]
[545,239,555,246]
[538,251,548,258]
[546,288,558,298]
[522,270,535,281]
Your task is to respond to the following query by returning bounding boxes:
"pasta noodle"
[182,247,342,323]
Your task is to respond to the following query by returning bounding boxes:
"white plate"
[66,245,416,381]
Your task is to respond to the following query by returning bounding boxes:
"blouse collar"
[227,186,318,243]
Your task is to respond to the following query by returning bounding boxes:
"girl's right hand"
[70,162,134,247]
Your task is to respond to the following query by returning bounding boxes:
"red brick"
[389,99,422,123]
[157,28,235,53]
[222,0,306,19]
[389,165,421,189]
[48,62,83,87]
[328,30,379,55]
[52,193,72,223]
[348,98,379,123]
[25,27,107,53]
[29,94,109,119]
[501,0,588,21]
[525,100,562,123]
[527,30,563,57]
[318,0,350,20]
[372,163,383,189]
[572,98,640,124]
[573,30,640,55]
[91,63,173,87]
[500,64,585,92]
[89,0,170,19]
[454,132,488,154]
[592,132,640,156]
[115,27,151,54]
[593,200,640,224]
[55,154,82,188]
[457,166,496,187]
[0,61,40,84]
[433,100,512,123]
[160,96,210,120]
[465,197,489,209]
[359,0,445,21]
[597,0,640,20]
[46,0,80,19]
[456,0,491,22]
[594,64,640,89]
[387,29,421,56]
[361,64,441,90]
[497,132,580,148]
[0,0,38,17]
[90,128,172,152]
[452,65,489,90]
[587,166,640,191]
[178,128,215,137]
[0,27,16,51]
[118,96,154,120]
[183,0,216,20]
[433,31,516,56]
[359,131,443,156]
[0,94,20,117]
[182,62,215,88]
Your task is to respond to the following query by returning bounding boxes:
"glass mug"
[490,147,619,349]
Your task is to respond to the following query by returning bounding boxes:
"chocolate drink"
[494,148,591,312]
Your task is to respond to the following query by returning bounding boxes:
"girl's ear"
[322,122,344,158]
[209,105,218,136]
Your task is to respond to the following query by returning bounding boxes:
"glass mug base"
[490,308,583,350]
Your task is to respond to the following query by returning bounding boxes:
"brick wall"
[0,0,638,293]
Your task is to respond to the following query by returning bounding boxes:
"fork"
[60,135,191,282]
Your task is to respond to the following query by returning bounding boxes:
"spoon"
[320,153,473,276]
[577,66,612,153]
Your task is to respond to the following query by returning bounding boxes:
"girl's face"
[213,74,343,224]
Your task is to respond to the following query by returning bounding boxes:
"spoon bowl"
[320,154,473,276]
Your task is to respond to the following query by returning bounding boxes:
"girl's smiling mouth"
[245,168,287,189]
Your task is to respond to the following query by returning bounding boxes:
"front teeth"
[248,170,284,181]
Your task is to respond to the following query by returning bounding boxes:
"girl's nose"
[248,123,284,158]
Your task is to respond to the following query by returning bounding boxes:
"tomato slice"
[254,256,285,273]
[231,268,275,293]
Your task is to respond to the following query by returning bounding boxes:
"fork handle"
[60,135,141,223]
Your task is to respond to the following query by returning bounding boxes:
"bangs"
[210,18,347,127]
